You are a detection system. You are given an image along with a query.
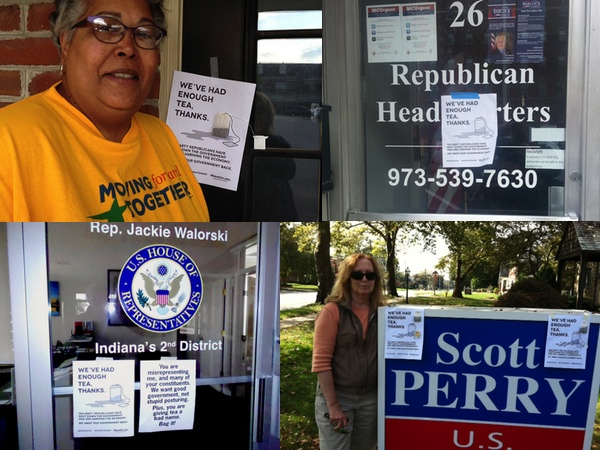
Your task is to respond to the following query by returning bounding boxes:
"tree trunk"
[315,222,334,304]
[386,232,399,297]
[386,250,398,297]
[452,258,464,298]
[452,283,463,298]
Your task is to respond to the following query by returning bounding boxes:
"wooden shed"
[556,222,600,309]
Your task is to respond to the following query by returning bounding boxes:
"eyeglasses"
[71,16,166,50]
[350,271,377,281]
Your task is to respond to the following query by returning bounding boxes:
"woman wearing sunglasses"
[312,253,387,450]
[0,0,209,222]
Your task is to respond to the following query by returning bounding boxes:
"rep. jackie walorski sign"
[378,307,600,450]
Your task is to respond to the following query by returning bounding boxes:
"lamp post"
[433,271,438,296]
[405,267,410,304]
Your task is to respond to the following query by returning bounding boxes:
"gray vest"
[330,301,378,394]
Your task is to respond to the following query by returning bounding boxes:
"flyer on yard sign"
[167,71,256,191]
[384,308,424,359]
[544,313,590,369]
[73,360,135,437]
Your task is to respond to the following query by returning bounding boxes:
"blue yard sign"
[378,307,600,450]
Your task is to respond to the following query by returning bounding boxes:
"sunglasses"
[350,271,377,281]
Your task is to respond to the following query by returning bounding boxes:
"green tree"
[492,222,565,278]
[420,222,499,298]
[412,270,432,290]
[362,222,414,297]
[315,222,335,304]
[466,263,499,291]
[279,223,302,285]
[279,223,317,285]
[329,222,374,257]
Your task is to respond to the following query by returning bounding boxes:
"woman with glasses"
[0,0,209,221]
[312,253,386,450]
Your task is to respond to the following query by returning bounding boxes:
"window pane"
[253,156,320,221]
[257,39,322,150]
[361,0,568,216]
[258,11,322,31]
[258,38,322,64]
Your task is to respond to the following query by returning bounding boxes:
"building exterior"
[6,1,598,221]
[557,221,600,308]
[498,266,517,294]
[323,0,600,221]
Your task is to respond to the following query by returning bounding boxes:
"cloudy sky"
[401,235,449,275]
[257,11,323,64]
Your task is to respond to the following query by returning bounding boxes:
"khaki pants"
[315,384,378,450]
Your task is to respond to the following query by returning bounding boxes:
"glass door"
[253,0,324,221]
[0,223,18,449]
[360,0,570,218]
[8,222,279,449]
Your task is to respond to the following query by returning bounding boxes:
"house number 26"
[450,0,485,28]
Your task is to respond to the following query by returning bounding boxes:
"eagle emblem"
[138,263,187,314]
[118,244,203,333]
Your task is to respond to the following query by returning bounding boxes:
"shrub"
[565,295,600,312]
[494,278,569,309]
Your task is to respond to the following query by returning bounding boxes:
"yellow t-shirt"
[0,83,210,222]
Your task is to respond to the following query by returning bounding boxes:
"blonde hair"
[326,253,386,308]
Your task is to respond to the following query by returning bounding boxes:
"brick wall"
[0,0,159,116]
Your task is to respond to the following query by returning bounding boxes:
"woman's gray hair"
[50,0,166,56]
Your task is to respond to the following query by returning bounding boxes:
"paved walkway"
[280,313,318,329]
[280,298,413,329]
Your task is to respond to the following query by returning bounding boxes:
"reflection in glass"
[46,223,261,448]
[258,10,322,31]
[257,42,322,150]
[253,157,321,221]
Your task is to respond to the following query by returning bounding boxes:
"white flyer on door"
[441,93,498,167]
[139,359,196,433]
[167,71,256,191]
[73,360,135,437]
[366,3,437,63]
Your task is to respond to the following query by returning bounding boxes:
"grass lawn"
[281,320,318,450]
[283,283,319,291]
[280,292,600,450]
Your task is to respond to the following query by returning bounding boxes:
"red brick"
[0,37,59,65]
[29,70,61,95]
[27,3,55,32]
[0,5,21,32]
[0,102,17,109]
[0,70,21,96]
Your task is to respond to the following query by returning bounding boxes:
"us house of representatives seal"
[118,244,203,332]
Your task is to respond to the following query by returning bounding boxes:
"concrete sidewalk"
[279,289,317,329]
[280,313,318,329]
[280,298,411,329]
[280,289,317,310]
